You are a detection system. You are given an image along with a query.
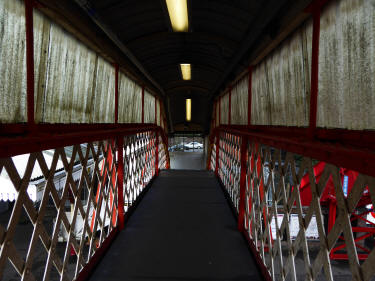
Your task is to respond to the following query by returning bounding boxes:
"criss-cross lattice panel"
[210,136,216,172]
[0,140,119,281]
[123,131,156,211]
[218,132,241,210]
[158,134,166,170]
[237,140,375,281]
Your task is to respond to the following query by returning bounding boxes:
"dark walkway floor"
[170,151,206,170]
[89,170,263,281]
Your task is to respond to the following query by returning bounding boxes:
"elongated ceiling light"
[166,0,189,32]
[186,99,191,121]
[180,64,191,80]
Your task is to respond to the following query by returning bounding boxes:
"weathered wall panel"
[318,0,375,130]
[118,72,136,123]
[40,22,97,123]
[251,62,271,125]
[132,84,142,123]
[0,0,27,123]
[251,19,312,126]
[220,93,229,125]
[216,101,219,125]
[231,75,249,125]
[92,56,115,123]
[33,8,51,123]
[144,91,155,124]
[156,99,160,126]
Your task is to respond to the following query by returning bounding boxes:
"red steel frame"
[0,124,169,281]
[0,2,169,280]
[328,204,375,260]
[211,124,375,281]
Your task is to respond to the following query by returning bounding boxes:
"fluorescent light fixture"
[186,99,191,121]
[180,63,191,80]
[166,0,189,32]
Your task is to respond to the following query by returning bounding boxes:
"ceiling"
[83,0,311,133]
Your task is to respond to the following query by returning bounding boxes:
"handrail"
[0,125,169,281]
[208,126,375,281]
[210,125,375,178]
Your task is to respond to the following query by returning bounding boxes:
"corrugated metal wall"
[251,19,312,126]
[318,0,375,130]
[0,0,27,123]
[0,0,164,126]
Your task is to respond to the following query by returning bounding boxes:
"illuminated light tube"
[166,0,189,32]
[186,99,191,121]
[180,63,191,80]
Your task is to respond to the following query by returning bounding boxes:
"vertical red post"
[155,131,159,176]
[117,137,125,229]
[238,135,248,231]
[114,64,119,124]
[25,0,35,129]
[141,86,145,124]
[248,66,253,126]
[228,88,232,125]
[215,131,220,176]
[308,3,321,139]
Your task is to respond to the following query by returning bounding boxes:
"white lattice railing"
[0,128,168,281]
[210,128,375,281]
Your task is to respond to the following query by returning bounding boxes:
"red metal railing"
[0,124,169,281]
[208,125,375,281]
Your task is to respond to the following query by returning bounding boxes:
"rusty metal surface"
[0,0,27,123]
[318,0,375,130]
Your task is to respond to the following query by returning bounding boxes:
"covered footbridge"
[1,0,375,280]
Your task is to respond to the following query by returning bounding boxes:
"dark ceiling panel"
[86,0,303,133]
